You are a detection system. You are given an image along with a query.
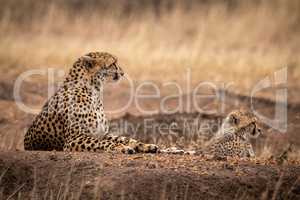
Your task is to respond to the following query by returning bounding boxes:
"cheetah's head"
[222,110,262,139]
[82,52,124,83]
[67,52,125,88]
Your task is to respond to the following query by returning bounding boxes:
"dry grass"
[0,2,299,198]
[0,0,299,93]
[0,0,299,154]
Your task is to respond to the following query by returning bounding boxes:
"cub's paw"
[141,143,159,153]
[160,147,185,155]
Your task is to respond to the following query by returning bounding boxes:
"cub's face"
[82,52,125,84]
[222,110,262,138]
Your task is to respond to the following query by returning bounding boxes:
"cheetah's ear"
[81,56,97,70]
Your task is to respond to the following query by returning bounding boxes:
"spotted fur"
[205,110,262,159]
[24,52,158,154]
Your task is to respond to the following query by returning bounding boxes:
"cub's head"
[67,52,124,87]
[222,109,261,139]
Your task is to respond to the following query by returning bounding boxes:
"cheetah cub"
[204,110,262,159]
[24,52,158,154]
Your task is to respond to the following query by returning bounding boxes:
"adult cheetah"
[204,109,262,159]
[24,52,158,154]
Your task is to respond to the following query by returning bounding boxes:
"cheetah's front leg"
[63,134,136,154]
[246,144,255,158]
[64,133,158,154]
[101,140,136,154]
[102,134,159,153]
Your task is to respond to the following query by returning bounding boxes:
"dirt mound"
[0,151,299,199]
[0,80,300,199]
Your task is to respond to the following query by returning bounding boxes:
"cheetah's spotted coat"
[205,110,262,159]
[24,52,158,154]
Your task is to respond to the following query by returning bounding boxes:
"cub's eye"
[229,115,239,125]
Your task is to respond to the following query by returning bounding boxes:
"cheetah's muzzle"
[113,73,120,81]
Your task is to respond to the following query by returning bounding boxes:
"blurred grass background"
[0,0,299,156]
[0,0,299,99]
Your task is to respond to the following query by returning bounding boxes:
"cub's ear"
[81,56,97,70]
[228,114,239,125]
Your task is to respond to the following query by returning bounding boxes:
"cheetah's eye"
[229,115,239,125]
[110,63,118,70]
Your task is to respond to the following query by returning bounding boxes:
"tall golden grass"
[0,0,299,93]
[0,0,299,165]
